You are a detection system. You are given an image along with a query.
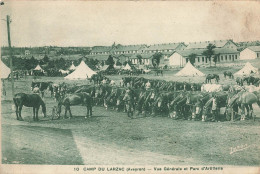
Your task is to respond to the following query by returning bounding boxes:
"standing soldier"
[211,95,218,122]
[33,85,40,95]
[2,80,6,96]
[145,80,151,91]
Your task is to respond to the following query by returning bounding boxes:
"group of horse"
[236,76,260,86]
[50,78,260,122]
[121,77,202,91]
[205,71,260,87]
[13,73,260,122]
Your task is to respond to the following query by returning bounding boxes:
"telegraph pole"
[6,15,15,97]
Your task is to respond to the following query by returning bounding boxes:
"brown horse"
[13,93,46,121]
[57,92,93,119]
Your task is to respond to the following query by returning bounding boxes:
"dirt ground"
[1,65,260,165]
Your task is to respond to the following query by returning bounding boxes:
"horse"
[201,93,228,122]
[186,92,211,120]
[169,92,188,119]
[224,71,234,79]
[57,92,93,119]
[13,93,46,121]
[226,91,260,121]
[236,77,243,86]
[205,74,220,83]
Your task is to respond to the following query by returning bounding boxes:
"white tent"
[69,63,76,70]
[114,64,121,70]
[1,60,11,79]
[234,62,258,76]
[122,63,132,71]
[65,61,96,80]
[100,65,109,71]
[175,61,205,76]
[59,69,69,74]
[34,64,44,71]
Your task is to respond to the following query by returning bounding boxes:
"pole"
[7,15,15,97]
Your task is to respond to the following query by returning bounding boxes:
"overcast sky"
[1,1,260,47]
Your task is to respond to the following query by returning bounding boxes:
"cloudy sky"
[1,1,260,47]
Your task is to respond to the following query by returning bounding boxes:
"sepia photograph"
[1,1,260,173]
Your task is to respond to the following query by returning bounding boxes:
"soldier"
[145,80,151,90]
[211,95,218,122]
[33,85,40,95]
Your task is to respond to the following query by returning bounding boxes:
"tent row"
[0,59,258,79]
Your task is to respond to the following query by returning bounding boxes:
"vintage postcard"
[1,1,260,174]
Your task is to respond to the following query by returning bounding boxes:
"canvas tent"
[1,60,11,79]
[34,64,44,72]
[175,61,205,76]
[59,69,69,74]
[234,62,258,76]
[100,65,109,71]
[65,61,96,80]
[122,63,132,71]
[69,63,76,70]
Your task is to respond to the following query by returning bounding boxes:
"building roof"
[129,53,154,59]
[91,46,113,53]
[86,55,110,61]
[145,43,185,51]
[175,49,206,57]
[185,40,235,49]
[174,47,238,57]
[214,48,239,54]
[114,44,146,52]
[247,46,260,52]
[237,41,260,47]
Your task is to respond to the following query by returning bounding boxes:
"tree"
[43,54,49,64]
[106,55,114,66]
[116,60,122,66]
[187,53,197,65]
[137,54,142,65]
[202,43,216,67]
[152,52,163,68]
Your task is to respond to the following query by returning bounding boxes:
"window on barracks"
[202,57,204,62]
[225,55,227,60]
[197,57,200,62]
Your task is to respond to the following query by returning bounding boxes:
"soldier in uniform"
[211,95,218,122]
[33,85,40,95]
[145,80,151,90]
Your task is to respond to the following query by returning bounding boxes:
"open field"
[1,62,260,165]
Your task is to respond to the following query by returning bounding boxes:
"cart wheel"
[52,106,59,120]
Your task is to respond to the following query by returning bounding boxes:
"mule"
[13,93,46,121]
[57,92,93,119]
